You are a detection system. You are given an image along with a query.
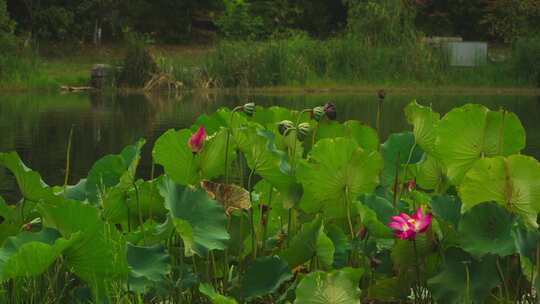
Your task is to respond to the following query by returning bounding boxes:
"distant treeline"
[2,0,540,44]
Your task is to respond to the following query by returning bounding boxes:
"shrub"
[117,32,158,88]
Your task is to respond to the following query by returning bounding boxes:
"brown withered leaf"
[200,180,251,215]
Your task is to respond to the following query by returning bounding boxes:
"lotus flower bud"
[311,106,325,121]
[278,120,295,136]
[323,102,337,120]
[242,102,256,116]
[297,122,311,141]
[188,126,206,154]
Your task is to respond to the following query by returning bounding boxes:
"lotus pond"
[1,92,540,303]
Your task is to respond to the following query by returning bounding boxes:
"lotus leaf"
[458,202,516,258]
[241,255,293,299]
[428,248,500,304]
[158,176,229,257]
[298,137,382,219]
[0,228,79,280]
[294,268,363,304]
[435,104,525,184]
[459,155,540,228]
[127,243,171,293]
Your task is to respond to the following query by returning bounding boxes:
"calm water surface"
[1,91,539,201]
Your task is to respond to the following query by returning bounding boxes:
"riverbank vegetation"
[1,101,540,303]
[1,0,540,90]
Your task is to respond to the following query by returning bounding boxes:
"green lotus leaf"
[252,180,290,239]
[199,283,238,304]
[127,243,171,293]
[253,106,295,130]
[367,277,410,302]
[459,155,540,228]
[0,152,57,202]
[404,100,440,155]
[38,199,129,292]
[356,203,392,239]
[279,216,323,269]
[380,132,423,187]
[199,128,237,180]
[294,268,363,304]
[298,137,383,219]
[428,248,500,304]
[104,177,166,225]
[153,129,198,185]
[153,129,235,186]
[325,225,350,269]
[127,178,167,219]
[0,228,79,281]
[158,176,229,257]
[315,120,379,152]
[430,195,461,229]
[233,123,295,191]
[64,179,88,201]
[391,235,432,272]
[85,139,145,204]
[416,155,448,192]
[316,228,335,270]
[512,226,539,262]
[0,196,19,246]
[359,194,394,224]
[86,154,126,203]
[458,202,516,258]
[241,256,293,299]
[194,108,248,135]
[435,104,525,184]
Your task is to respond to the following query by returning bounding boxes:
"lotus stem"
[291,109,311,171]
[496,256,510,301]
[261,185,273,253]
[224,106,242,184]
[287,209,292,247]
[391,152,401,210]
[63,125,74,190]
[376,98,383,139]
[412,238,422,303]
[133,181,147,244]
[247,168,257,260]
[463,261,471,303]
[345,186,355,240]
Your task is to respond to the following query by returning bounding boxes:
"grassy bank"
[1,36,539,91]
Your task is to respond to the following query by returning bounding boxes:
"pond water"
[1,91,540,201]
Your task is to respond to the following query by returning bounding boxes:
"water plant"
[1,100,540,303]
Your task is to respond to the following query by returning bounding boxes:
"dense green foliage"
[4,0,540,43]
[1,101,540,303]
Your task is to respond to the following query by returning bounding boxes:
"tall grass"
[196,34,531,88]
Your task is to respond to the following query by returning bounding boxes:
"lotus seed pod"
[324,102,337,120]
[278,120,295,136]
[312,106,325,121]
[243,102,256,116]
[377,89,386,100]
[297,122,311,141]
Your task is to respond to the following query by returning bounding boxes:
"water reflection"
[1,91,539,202]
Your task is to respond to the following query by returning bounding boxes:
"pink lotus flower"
[388,208,432,240]
[188,126,206,154]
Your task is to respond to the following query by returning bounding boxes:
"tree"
[482,0,540,42]
[0,0,16,51]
